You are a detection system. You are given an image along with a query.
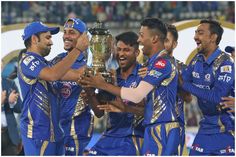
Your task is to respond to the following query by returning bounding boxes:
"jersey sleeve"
[182,61,234,104]
[143,58,172,86]
[20,55,47,78]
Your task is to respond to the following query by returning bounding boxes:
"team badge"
[61,83,72,98]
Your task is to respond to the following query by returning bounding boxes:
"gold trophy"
[86,22,114,102]
[86,21,113,83]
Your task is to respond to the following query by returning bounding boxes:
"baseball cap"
[64,18,86,33]
[22,21,60,41]
[225,46,235,53]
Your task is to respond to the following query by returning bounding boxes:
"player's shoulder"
[21,54,37,66]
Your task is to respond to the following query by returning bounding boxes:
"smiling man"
[18,21,88,155]
[50,18,94,156]
[180,19,235,156]
[79,18,180,155]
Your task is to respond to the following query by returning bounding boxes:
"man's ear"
[135,49,140,57]
[210,34,217,44]
[173,41,178,49]
[31,35,39,44]
[152,34,159,44]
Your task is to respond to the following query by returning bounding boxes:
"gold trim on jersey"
[73,95,88,117]
[165,122,179,137]
[18,55,37,85]
[229,130,235,138]
[161,62,176,86]
[27,108,33,138]
[151,126,162,156]
[139,137,144,149]
[70,118,76,136]
[40,141,49,156]
[155,124,162,140]
[73,135,79,156]
[38,80,48,91]
[218,115,225,133]
[132,136,140,155]
[49,117,55,142]
[87,113,94,137]
[151,92,166,124]
[34,93,50,116]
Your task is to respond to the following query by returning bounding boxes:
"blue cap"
[64,18,86,33]
[225,46,235,53]
[22,21,60,41]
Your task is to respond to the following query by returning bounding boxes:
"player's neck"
[150,44,165,58]
[203,45,218,60]
[27,47,42,56]
[120,63,136,80]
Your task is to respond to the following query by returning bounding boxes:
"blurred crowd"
[2,1,235,26]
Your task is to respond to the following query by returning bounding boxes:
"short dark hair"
[166,23,178,42]
[24,32,43,49]
[200,19,223,45]
[115,31,139,50]
[140,18,167,42]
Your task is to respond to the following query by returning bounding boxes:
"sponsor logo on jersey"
[154,59,166,69]
[65,146,75,152]
[191,144,204,152]
[148,70,163,78]
[204,74,211,82]
[23,55,35,66]
[220,146,235,154]
[192,71,200,78]
[220,65,232,73]
[218,74,231,83]
[193,83,210,89]
[89,150,97,155]
[29,60,40,71]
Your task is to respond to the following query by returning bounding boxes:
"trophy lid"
[88,21,110,35]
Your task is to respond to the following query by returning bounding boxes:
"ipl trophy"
[86,22,114,102]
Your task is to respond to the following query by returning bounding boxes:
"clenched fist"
[76,32,89,52]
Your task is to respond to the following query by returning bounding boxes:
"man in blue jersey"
[51,18,94,156]
[80,18,180,155]
[18,21,89,155]
[179,19,235,155]
[83,31,145,156]
[164,23,192,155]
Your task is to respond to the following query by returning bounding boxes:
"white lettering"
[192,71,200,78]
[218,74,231,83]
[89,150,97,155]
[65,146,75,152]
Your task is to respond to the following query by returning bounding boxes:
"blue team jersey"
[182,48,235,134]
[18,52,63,142]
[51,52,94,139]
[176,97,185,126]
[104,63,144,138]
[142,50,178,125]
[176,60,188,127]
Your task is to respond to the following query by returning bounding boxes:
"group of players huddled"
[17,17,234,156]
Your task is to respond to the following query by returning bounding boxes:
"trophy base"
[84,68,115,102]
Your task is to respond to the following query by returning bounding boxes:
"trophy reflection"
[85,22,114,101]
